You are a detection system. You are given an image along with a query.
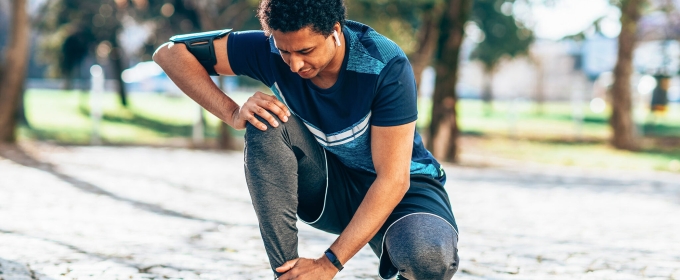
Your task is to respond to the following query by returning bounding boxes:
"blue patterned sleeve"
[370,56,419,126]
[227,31,275,87]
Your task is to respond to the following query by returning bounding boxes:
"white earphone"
[333,30,341,47]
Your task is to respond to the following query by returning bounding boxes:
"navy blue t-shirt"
[228,21,445,183]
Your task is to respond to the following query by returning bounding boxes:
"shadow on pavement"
[0,228,203,277]
[0,145,240,227]
[0,256,55,280]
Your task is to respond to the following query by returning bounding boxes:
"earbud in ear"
[333,30,341,47]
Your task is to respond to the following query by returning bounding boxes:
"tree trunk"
[533,54,545,115]
[610,0,643,150]
[428,0,472,162]
[217,77,235,150]
[218,122,235,149]
[16,85,29,127]
[0,0,30,143]
[482,68,494,116]
[410,4,441,90]
[110,38,128,107]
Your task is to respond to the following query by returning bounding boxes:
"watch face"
[170,29,232,42]
[325,251,336,261]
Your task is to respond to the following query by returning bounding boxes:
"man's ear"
[333,30,341,46]
[332,23,342,46]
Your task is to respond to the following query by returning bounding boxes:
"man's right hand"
[231,91,291,131]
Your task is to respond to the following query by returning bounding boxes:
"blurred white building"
[455,35,680,102]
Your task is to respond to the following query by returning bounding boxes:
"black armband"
[169,29,232,76]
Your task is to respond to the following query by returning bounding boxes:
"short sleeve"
[227,31,276,87]
[370,56,418,126]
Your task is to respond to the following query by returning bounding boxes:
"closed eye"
[278,48,313,55]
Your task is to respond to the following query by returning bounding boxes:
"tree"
[428,0,473,162]
[0,0,31,143]
[348,0,531,161]
[38,0,137,107]
[410,2,444,88]
[346,0,444,88]
[539,0,649,150]
[470,0,533,114]
[59,30,93,91]
[610,0,646,150]
[38,0,208,107]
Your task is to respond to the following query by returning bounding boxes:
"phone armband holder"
[169,29,232,76]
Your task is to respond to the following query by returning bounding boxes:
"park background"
[1,0,680,279]
[0,0,679,170]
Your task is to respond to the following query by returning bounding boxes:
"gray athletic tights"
[244,114,458,279]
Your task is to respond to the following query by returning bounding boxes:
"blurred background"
[0,0,679,172]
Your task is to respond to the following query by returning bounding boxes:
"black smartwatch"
[324,248,344,272]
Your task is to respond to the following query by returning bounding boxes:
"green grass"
[18,89,680,173]
[19,89,248,145]
[460,136,680,172]
[418,97,680,140]
[417,97,680,172]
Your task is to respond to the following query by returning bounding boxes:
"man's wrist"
[224,103,240,127]
[317,254,340,276]
[324,248,344,272]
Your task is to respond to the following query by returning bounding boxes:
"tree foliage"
[36,0,245,106]
[470,0,533,71]
[346,0,442,56]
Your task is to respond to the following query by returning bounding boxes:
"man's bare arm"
[153,35,289,130]
[328,122,414,264]
[152,36,239,126]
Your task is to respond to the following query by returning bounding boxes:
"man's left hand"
[275,257,338,280]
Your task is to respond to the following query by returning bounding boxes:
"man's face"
[272,26,337,79]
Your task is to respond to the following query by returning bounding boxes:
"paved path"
[1,144,679,279]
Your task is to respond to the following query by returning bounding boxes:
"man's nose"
[289,54,304,73]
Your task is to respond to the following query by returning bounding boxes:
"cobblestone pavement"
[1,144,679,280]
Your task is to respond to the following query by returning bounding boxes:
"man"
[153,0,458,279]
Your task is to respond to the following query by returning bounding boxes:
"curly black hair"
[257,0,346,37]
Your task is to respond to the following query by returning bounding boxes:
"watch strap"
[324,248,344,272]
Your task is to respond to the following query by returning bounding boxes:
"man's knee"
[392,242,458,280]
[244,113,294,156]
[386,214,459,280]
[244,112,285,136]
[403,246,458,279]
[244,113,306,144]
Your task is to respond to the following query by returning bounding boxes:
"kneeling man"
[153,0,459,279]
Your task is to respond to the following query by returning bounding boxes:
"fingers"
[255,91,291,121]
[253,104,280,129]
[245,113,269,131]
[242,92,291,131]
[275,258,299,273]
[257,99,289,124]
